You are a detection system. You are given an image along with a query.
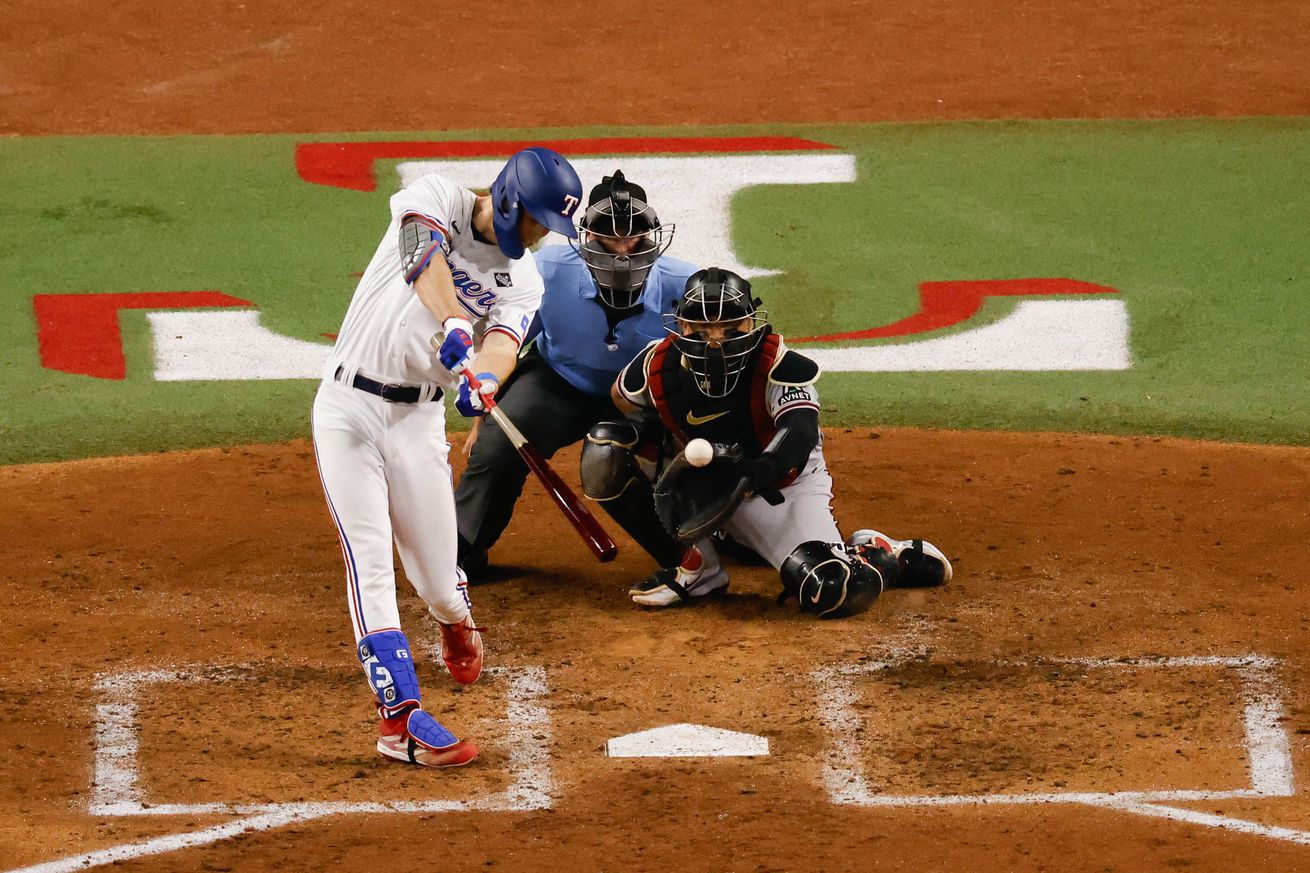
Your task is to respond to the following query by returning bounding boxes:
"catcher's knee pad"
[581,421,644,500]
[778,541,889,619]
[358,629,421,717]
[581,422,680,565]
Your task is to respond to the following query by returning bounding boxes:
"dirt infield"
[4,2,1310,870]
[4,0,1310,135]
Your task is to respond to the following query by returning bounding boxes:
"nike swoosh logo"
[686,410,728,426]
[808,586,823,604]
[451,220,462,235]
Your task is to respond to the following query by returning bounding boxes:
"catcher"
[580,267,952,617]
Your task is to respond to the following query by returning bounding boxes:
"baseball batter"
[581,267,953,617]
[312,147,582,767]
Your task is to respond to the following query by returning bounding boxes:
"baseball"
[685,438,714,467]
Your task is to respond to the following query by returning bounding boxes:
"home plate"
[606,723,770,758]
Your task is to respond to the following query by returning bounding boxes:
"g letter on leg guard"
[358,629,422,717]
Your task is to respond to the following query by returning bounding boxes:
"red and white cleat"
[438,614,484,684]
[848,530,953,588]
[630,543,730,607]
[377,708,478,769]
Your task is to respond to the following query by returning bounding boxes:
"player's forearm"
[413,256,465,325]
[749,408,821,488]
[468,332,520,384]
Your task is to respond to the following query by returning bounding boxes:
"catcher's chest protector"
[648,334,781,454]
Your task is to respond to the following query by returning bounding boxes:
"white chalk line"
[4,663,552,873]
[1102,799,1310,846]
[7,808,333,873]
[1239,665,1296,797]
[815,654,1307,845]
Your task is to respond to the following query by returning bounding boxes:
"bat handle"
[460,367,500,412]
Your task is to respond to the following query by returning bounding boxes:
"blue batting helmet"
[490,147,583,259]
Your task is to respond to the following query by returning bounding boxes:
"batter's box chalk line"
[813,654,1310,846]
[4,660,552,873]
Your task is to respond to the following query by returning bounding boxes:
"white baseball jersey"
[313,172,550,651]
[327,173,544,390]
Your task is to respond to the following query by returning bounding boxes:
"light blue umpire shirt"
[531,245,698,396]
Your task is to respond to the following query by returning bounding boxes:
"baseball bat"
[462,370,618,563]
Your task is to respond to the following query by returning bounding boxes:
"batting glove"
[434,317,475,372]
[456,372,499,418]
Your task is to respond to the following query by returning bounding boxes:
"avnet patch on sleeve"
[770,382,820,419]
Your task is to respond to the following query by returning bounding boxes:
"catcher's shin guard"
[357,629,422,718]
[848,530,953,588]
[779,541,886,619]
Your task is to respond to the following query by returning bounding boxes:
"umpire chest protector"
[648,333,815,456]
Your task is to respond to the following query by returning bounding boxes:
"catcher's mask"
[571,170,673,309]
[665,267,769,398]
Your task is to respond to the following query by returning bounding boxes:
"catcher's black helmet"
[666,267,769,397]
[572,170,673,310]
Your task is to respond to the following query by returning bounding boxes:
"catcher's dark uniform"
[615,333,843,569]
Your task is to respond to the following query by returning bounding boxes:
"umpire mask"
[666,268,769,398]
[572,170,673,309]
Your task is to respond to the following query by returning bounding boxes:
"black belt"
[336,366,441,404]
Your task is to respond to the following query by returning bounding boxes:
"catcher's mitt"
[654,443,751,544]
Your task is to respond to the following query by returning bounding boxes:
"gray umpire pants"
[455,346,619,560]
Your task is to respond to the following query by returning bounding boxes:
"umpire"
[455,171,696,578]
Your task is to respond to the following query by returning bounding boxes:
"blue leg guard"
[406,710,460,750]
[358,629,421,718]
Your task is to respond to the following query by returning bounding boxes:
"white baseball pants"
[312,377,471,642]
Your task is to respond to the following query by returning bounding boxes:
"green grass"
[0,119,1307,464]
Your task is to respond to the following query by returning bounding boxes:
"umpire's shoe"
[630,545,729,607]
[849,530,953,588]
[378,707,479,768]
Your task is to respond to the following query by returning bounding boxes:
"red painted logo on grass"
[34,292,253,379]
